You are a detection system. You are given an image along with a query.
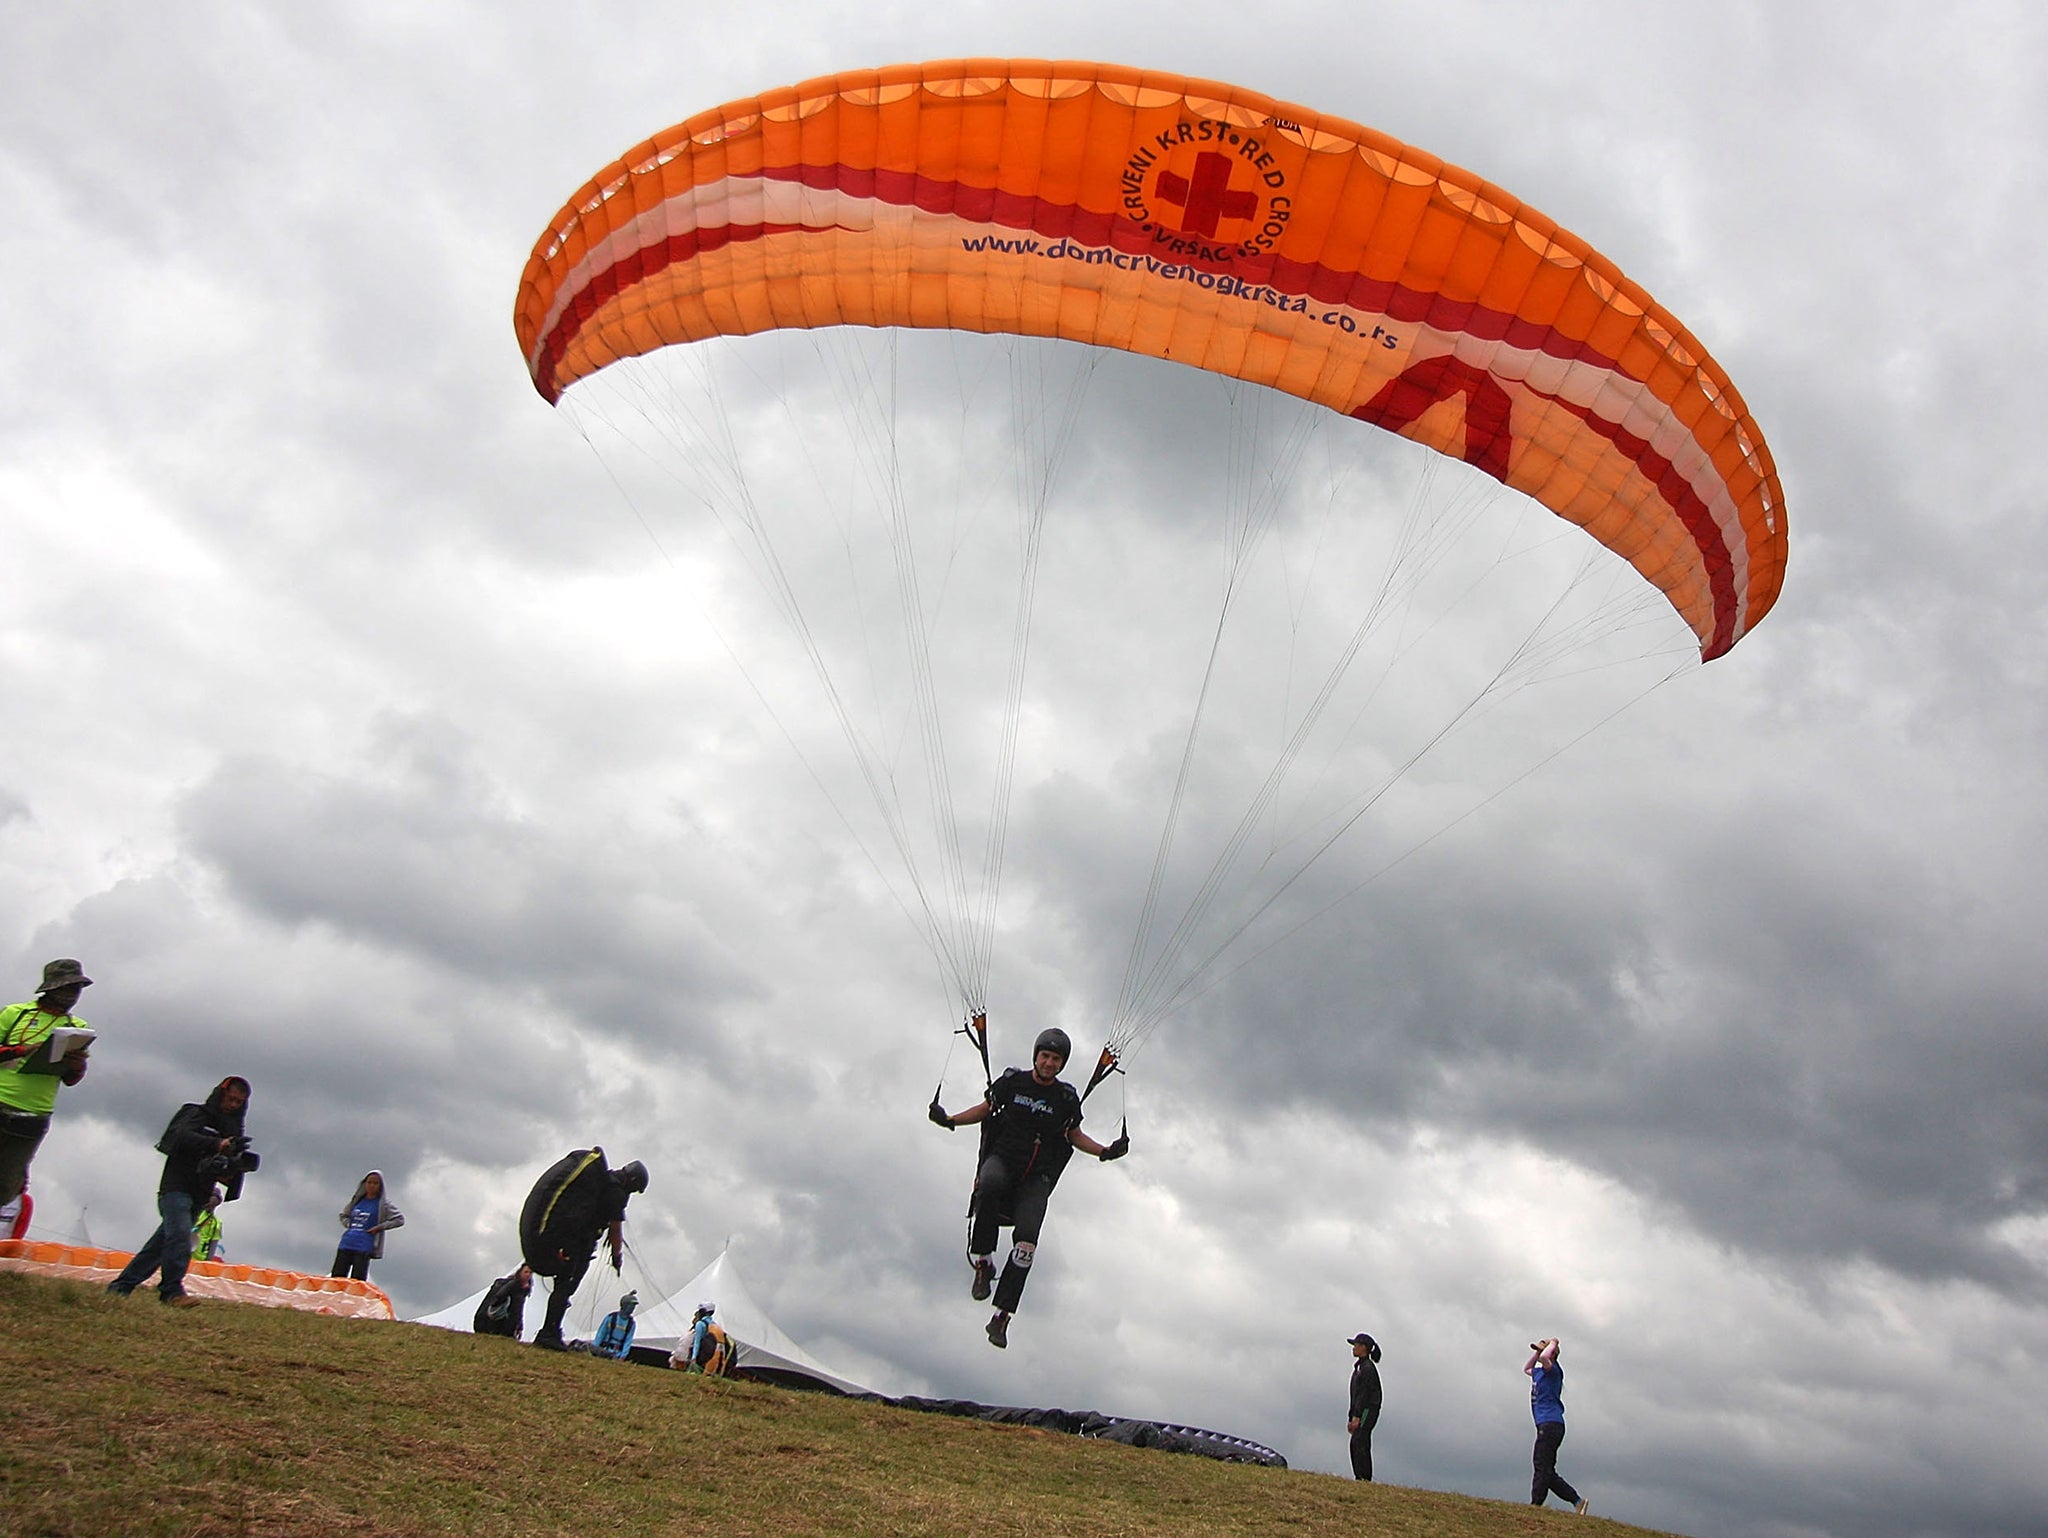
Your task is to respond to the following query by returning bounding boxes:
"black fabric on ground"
[878,1394,1286,1466]
[590,1346,1287,1466]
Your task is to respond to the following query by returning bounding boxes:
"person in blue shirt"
[592,1290,639,1360]
[1524,1337,1587,1514]
[331,1171,404,1281]
[673,1302,736,1373]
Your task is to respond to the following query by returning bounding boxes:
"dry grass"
[2,1271,1671,1538]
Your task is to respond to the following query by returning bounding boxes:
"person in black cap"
[1346,1331,1383,1480]
[0,959,97,1208]
[929,1025,1128,1349]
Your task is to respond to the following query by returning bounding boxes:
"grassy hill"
[2,1271,1672,1538]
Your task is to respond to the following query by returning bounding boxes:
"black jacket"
[981,1066,1084,1185]
[1349,1357,1383,1419]
[154,1084,249,1202]
[520,1150,635,1276]
[474,1273,530,1338]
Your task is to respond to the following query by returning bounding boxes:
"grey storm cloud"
[176,735,749,1026]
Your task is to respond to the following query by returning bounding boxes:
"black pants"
[330,1248,371,1280]
[473,1305,520,1338]
[1531,1420,1581,1507]
[0,1109,51,1207]
[969,1154,1055,1313]
[538,1250,593,1341]
[1349,1406,1379,1480]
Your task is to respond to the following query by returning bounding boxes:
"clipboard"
[16,1026,95,1076]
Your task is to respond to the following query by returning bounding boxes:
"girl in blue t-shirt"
[331,1170,405,1280]
[1523,1337,1587,1513]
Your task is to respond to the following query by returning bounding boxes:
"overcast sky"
[7,6,2047,1536]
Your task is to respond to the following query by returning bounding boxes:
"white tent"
[411,1278,501,1333]
[628,1250,869,1395]
[410,1249,869,1397]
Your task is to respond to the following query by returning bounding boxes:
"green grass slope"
[2,1271,1673,1538]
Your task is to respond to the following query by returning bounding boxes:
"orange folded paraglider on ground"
[516,59,1784,662]
[0,1239,395,1320]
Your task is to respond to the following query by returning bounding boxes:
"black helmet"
[615,1160,650,1194]
[1033,1027,1072,1066]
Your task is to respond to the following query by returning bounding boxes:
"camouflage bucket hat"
[36,959,92,995]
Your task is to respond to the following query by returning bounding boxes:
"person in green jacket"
[0,959,96,1208]
[191,1188,225,1262]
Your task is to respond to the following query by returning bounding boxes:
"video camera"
[199,1134,261,1182]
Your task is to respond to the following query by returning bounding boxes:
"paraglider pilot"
[519,1147,649,1350]
[674,1300,731,1374]
[930,1026,1128,1348]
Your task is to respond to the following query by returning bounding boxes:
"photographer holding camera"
[107,1076,256,1307]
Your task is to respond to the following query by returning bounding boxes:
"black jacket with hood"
[154,1077,251,1202]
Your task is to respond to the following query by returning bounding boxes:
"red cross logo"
[1153,152,1259,238]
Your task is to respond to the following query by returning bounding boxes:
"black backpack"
[474,1277,520,1333]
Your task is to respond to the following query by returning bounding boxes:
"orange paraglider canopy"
[516,59,1784,660]
[0,1240,395,1319]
